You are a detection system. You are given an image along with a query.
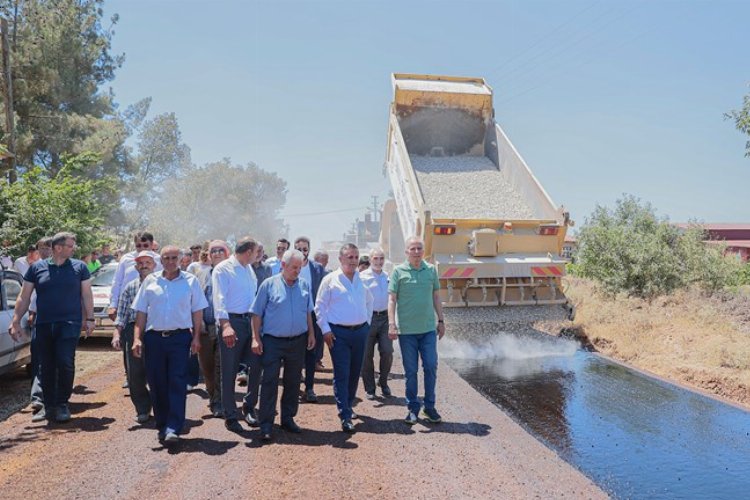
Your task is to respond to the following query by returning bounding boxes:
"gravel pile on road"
[444,305,570,343]
[410,155,536,220]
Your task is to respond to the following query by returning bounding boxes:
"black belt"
[372,310,388,316]
[228,312,251,319]
[148,328,189,337]
[330,322,367,330]
[264,332,306,341]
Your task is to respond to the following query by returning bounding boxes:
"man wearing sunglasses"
[107,232,162,322]
[265,238,290,275]
[294,236,327,403]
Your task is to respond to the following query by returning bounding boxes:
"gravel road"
[0,345,604,499]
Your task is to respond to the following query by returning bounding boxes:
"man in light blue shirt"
[250,249,315,441]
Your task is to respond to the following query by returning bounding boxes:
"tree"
[0,152,114,257]
[725,91,750,158]
[0,0,126,178]
[576,195,741,299]
[147,159,287,247]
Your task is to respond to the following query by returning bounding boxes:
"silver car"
[0,270,31,376]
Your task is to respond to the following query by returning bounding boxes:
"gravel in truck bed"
[410,155,536,220]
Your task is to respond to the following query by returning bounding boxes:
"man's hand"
[190,336,201,355]
[251,337,263,355]
[132,339,143,358]
[222,324,237,348]
[9,321,22,342]
[84,320,94,338]
[323,332,334,349]
[437,322,446,340]
[111,334,121,350]
[107,307,117,322]
[388,323,398,341]
[307,333,316,351]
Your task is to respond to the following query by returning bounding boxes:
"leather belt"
[372,310,388,316]
[330,322,367,330]
[149,328,189,337]
[228,312,251,319]
[264,332,306,341]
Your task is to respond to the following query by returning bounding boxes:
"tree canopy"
[725,91,750,158]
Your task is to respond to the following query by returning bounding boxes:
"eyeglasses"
[63,243,77,249]
[210,248,226,255]
[296,247,309,253]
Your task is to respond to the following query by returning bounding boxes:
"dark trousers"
[242,349,263,410]
[329,323,369,421]
[198,323,221,410]
[143,330,191,434]
[258,334,306,433]
[187,353,200,386]
[120,323,151,416]
[30,326,43,405]
[35,322,80,410]
[218,316,252,420]
[361,313,393,394]
[304,314,323,391]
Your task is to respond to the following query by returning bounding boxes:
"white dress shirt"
[300,260,312,290]
[315,269,373,334]
[12,256,30,276]
[211,255,258,320]
[109,251,163,308]
[131,271,207,331]
[360,268,389,312]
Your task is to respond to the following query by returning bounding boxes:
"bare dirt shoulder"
[0,348,604,500]
[564,277,750,409]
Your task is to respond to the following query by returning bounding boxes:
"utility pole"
[371,195,379,222]
[0,17,15,183]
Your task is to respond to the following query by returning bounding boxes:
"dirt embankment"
[563,277,750,408]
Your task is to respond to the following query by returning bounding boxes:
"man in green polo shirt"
[388,236,445,425]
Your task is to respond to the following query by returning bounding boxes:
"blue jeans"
[144,330,191,435]
[398,331,438,414]
[35,322,80,410]
[329,323,369,421]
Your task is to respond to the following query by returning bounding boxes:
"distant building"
[674,223,750,263]
[562,234,577,261]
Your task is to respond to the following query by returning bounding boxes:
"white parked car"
[0,269,31,376]
[91,262,118,332]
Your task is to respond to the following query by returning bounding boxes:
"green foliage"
[0,153,114,257]
[577,195,741,299]
[0,0,125,176]
[147,159,287,247]
[725,90,750,158]
[738,263,750,286]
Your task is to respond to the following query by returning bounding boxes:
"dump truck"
[380,73,573,311]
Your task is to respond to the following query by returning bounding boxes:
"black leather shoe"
[225,418,243,433]
[281,419,302,433]
[260,429,273,442]
[341,419,355,433]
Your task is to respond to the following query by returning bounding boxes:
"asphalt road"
[0,342,604,500]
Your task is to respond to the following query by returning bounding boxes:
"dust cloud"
[439,334,578,361]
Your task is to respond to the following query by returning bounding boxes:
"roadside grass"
[565,277,750,408]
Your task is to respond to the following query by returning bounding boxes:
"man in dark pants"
[294,236,326,403]
[360,248,393,399]
[211,237,258,433]
[11,232,95,423]
[28,236,52,415]
[315,243,373,433]
[112,250,157,423]
[251,249,315,441]
[131,246,207,444]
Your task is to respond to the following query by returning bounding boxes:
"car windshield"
[91,267,117,287]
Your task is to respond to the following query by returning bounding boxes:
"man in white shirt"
[315,243,373,433]
[264,238,290,275]
[107,232,162,321]
[359,248,393,400]
[12,244,39,276]
[211,236,259,433]
[131,245,207,444]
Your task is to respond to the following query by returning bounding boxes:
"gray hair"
[51,232,76,248]
[339,243,358,256]
[369,247,385,258]
[404,236,424,249]
[282,248,305,265]
[313,249,328,260]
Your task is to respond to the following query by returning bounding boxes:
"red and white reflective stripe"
[531,265,564,277]
[440,267,476,279]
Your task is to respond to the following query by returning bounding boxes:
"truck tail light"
[538,225,560,236]
[434,225,456,236]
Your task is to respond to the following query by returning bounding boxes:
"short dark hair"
[190,244,202,251]
[27,244,37,253]
[294,236,310,247]
[277,238,290,248]
[359,255,370,266]
[339,243,358,257]
[236,237,257,255]
[37,237,52,248]
[134,231,154,243]
[51,232,76,249]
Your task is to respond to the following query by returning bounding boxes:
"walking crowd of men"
[7,230,445,445]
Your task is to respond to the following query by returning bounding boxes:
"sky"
[104,0,750,246]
